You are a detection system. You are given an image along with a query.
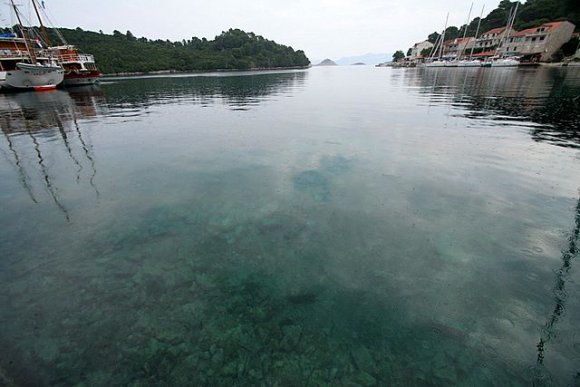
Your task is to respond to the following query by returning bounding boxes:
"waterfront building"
[443,37,476,59]
[408,40,434,62]
[475,27,508,50]
[499,21,575,61]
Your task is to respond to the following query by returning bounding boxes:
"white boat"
[0,35,64,91]
[457,59,482,67]
[1,61,64,90]
[491,57,520,67]
[0,1,64,91]
[425,60,447,68]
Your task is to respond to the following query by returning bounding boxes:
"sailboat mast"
[31,0,51,47]
[496,4,518,57]
[469,5,485,60]
[457,3,473,60]
[439,12,449,59]
[10,0,37,64]
[429,33,442,60]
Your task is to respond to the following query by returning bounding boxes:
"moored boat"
[491,57,520,67]
[30,0,101,87]
[0,33,64,91]
[457,59,482,67]
[47,46,101,86]
[425,60,447,67]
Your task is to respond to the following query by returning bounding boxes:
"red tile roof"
[510,22,565,37]
[542,22,563,29]
[511,28,536,37]
[443,37,474,46]
[482,27,505,36]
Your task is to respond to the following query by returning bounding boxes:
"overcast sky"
[13,0,506,61]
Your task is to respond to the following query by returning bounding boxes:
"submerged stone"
[351,345,377,375]
[293,170,331,202]
[286,292,317,304]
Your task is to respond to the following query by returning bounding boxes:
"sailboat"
[425,13,449,68]
[0,0,64,91]
[490,3,520,67]
[30,0,102,86]
[457,5,485,67]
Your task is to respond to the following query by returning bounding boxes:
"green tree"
[443,26,460,40]
[428,31,440,43]
[126,30,136,41]
[48,27,311,74]
[421,47,433,57]
[392,50,405,62]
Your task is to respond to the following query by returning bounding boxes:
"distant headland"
[315,59,338,66]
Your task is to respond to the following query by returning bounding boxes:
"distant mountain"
[351,62,366,66]
[335,53,392,65]
[316,59,338,66]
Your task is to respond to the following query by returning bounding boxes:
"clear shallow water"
[0,66,579,386]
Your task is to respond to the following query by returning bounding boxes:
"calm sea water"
[0,66,579,386]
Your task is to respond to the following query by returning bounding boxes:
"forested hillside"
[42,28,310,74]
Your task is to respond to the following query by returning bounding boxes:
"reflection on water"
[102,70,308,112]
[0,68,579,385]
[534,193,580,384]
[0,89,104,221]
[411,67,580,148]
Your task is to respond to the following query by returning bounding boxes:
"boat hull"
[491,59,520,67]
[425,61,447,68]
[0,63,64,91]
[457,60,482,67]
[63,71,101,87]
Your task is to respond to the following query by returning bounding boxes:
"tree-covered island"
[41,28,311,74]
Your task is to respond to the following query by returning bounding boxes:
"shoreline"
[101,65,311,80]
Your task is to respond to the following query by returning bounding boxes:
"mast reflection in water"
[411,67,580,148]
[0,88,104,221]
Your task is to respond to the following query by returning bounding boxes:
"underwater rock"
[281,324,303,351]
[211,347,224,366]
[428,321,467,342]
[169,354,198,384]
[433,363,458,383]
[320,155,353,174]
[221,361,238,377]
[355,371,377,386]
[350,345,377,375]
[286,292,317,305]
[293,170,331,202]
[329,367,339,380]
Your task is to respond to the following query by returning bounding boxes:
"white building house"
[408,40,434,61]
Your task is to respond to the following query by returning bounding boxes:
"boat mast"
[457,3,473,60]
[468,5,485,60]
[496,3,518,57]
[10,0,37,64]
[31,0,51,47]
[429,33,442,61]
[439,13,449,60]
